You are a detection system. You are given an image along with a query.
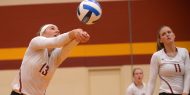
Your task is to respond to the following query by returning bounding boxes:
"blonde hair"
[132,68,143,76]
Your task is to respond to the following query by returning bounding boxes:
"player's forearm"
[56,40,79,66]
[183,69,190,94]
[146,78,156,95]
[68,30,76,40]
[146,69,157,95]
[29,32,72,50]
[146,54,158,95]
[183,49,190,94]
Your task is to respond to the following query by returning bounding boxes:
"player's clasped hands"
[72,28,90,43]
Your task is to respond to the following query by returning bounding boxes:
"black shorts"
[159,92,181,95]
[10,91,24,95]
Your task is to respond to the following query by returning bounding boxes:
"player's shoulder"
[30,36,46,43]
[177,47,189,57]
[177,47,188,52]
[31,36,45,40]
[126,83,135,95]
[28,36,46,48]
[152,49,164,57]
[127,82,135,90]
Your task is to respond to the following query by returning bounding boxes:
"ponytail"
[157,38,164,51]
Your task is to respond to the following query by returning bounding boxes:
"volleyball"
[77,0,102,25]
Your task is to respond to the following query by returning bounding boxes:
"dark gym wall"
[0,0,189,70]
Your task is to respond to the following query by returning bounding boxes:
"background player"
[126,68,146,95]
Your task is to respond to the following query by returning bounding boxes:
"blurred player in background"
[146,25,190,95]
[10,24,90,95]
[126,68,146,95]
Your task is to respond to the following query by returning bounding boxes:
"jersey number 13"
[39,63,49,76]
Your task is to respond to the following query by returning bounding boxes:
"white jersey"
[11,33,79,95]
[126,82,146,95]
[146,47,190,95]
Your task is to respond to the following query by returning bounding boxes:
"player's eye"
[51,27,55,30]
[161,32,166,36]
[167,30,172,34]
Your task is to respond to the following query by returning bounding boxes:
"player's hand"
[78,31,90,43]
[70,29,90,43]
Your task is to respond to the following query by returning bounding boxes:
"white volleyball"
[77,0,102,25]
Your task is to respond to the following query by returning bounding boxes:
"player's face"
[133,69,143,83]
[43,25,60,37]
[159,26,175,44]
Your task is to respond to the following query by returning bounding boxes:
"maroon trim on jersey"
[19,69,22,93]
[174,64,178,72]
[159,75,174,94]
[177,64,181,72]
[174,64,181,72]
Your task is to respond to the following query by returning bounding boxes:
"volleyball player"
[146,26,190,95]
[126,68,146,95]
[10,24,90,95]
